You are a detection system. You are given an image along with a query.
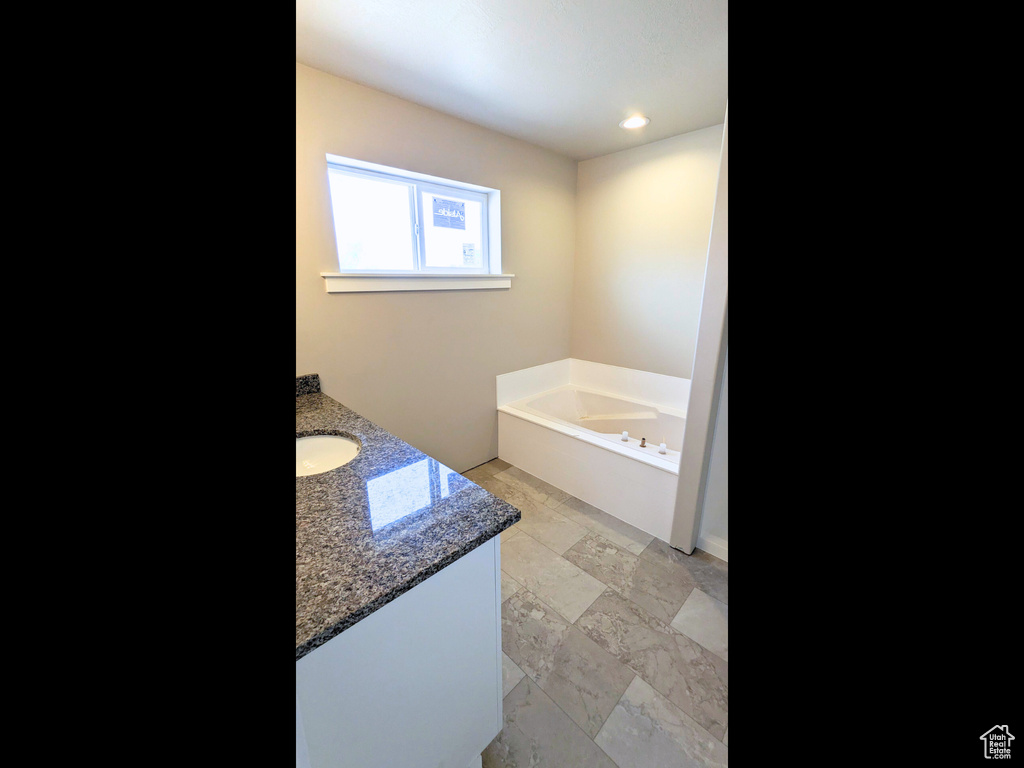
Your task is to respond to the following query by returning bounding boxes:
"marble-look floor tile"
[479,477,575,556]
[500,532,606,623]
[640,539,728,604]
[555,496,654,555]
[482,676,618,768]
[493,466,571,509]
[576,589,728,741]
[596,675,729,768]
[540,619,637,739]
[475,475,551,520]
[463,459,511,481]
[514,502,588,555]
[463,465,496,484]
[501,570,524,603]
[502,589,574,680]
[502,652,526,698]
[564,534,695,624]
[671,588,728,661]
[503,590,635,738]
[472,474,523,504]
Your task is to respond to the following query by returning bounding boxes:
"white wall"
[697,347,727,560]
[296,61,727,484]
[570,125,724,379]
[297,63,578,472]
[671,107,728,555]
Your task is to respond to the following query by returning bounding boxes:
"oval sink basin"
[296,435,360,476]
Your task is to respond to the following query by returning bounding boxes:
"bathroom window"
[322,155,509,293]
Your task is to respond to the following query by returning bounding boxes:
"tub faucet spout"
[639,438,646,447]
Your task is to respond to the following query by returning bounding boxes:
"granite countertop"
[296,374,520,661]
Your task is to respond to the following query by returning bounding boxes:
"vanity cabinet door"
[296,537,502,768]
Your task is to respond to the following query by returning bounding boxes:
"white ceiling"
[296,0,728,161]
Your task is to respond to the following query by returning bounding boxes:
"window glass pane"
[328,170,414,270]
[421,191,484,269]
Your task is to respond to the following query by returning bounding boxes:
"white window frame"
[320,154,512,293]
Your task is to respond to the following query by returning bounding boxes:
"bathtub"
[508,386,684,469]
[497,359,688,542]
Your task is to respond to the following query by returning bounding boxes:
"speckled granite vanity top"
[296,374,520,660]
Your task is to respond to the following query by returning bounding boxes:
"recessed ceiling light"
[619,115,650,129]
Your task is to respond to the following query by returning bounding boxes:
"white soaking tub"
[497,359,689,542]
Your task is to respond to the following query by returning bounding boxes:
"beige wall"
[296,63,578,472]
[570,125,724,379]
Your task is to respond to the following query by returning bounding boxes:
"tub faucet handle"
[621,431,629,442]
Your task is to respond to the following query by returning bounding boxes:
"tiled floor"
[461,458,729,768]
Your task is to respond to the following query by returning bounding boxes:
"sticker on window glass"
[432,197,466,229]
[462,244,480,267]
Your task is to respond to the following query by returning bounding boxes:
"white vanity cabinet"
[296,536,502,768]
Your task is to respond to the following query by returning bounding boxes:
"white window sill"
[321,272,514,293]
